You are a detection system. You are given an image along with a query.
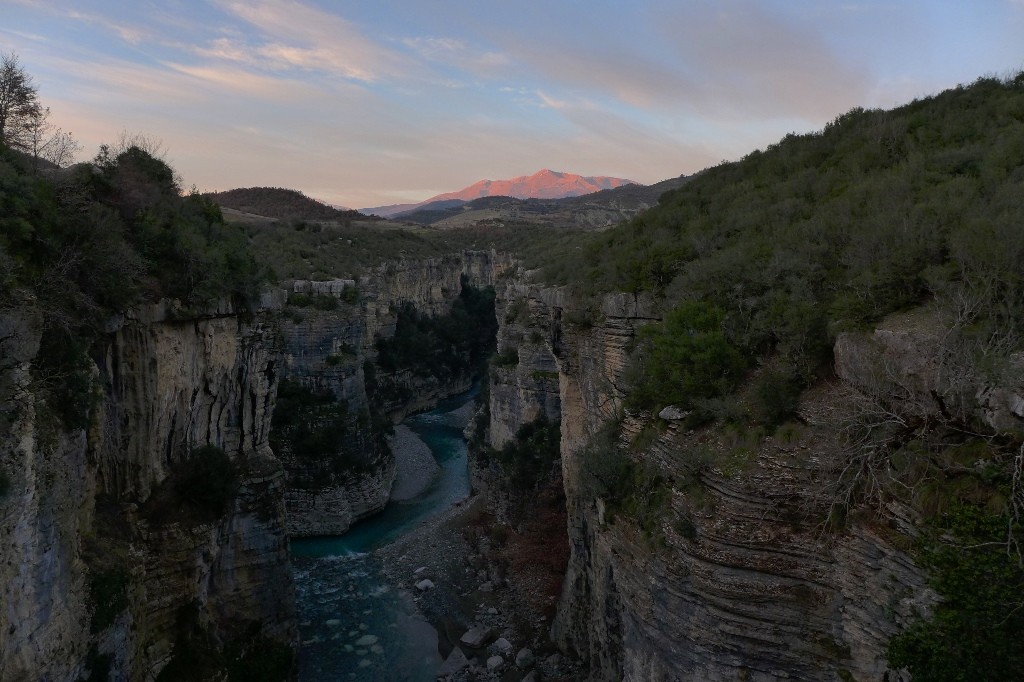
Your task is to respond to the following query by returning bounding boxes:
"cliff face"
[277,250,512,537]
[490,283,941,681]
[488,284,562,449]
[0,300,294,681]
[1,304,91,682]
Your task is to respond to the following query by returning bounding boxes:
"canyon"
[0,250,511,680]
[5,243,1022,680]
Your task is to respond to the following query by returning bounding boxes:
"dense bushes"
[582,422,671,543]
[375,276,497,381]
[627,302,746,411]
[269,379,380,486]
[536,74,1024,420]
[887,503,1024,681]
[174,445,239,520]
[0,140,267,429]
[204,186,364,224]
[157,605,292,682]
[145,445,239,525]
[488,417,561,493]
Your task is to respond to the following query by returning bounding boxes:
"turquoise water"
[292,389,475,681]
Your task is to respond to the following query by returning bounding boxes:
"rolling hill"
[204,187,367,223]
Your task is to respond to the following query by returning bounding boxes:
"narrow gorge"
[4,72,1024,682]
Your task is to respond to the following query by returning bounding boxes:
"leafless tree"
[0,52,80,168]
[0,51,42,151]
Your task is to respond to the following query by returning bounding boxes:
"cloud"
[216,0,411,81]
[403,36,510,74]
[64,9,149,45]
[499,0,868,124]
[161,61,319,98]
[663,1,870,120]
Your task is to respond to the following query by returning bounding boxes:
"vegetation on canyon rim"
[6,49,1024,680]
[540,73,1024,680]
[0,136,266,430]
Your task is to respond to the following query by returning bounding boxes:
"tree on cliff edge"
[0,52,79,167]
[0,52,42,149]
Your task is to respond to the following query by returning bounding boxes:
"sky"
[2,1,1024,209]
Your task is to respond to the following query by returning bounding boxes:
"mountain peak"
[361,169,638,217]
[428,169,636,203]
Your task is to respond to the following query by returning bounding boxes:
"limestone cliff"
[489,282,946,681]
[275,250,512,537]
[0,299,295,681]
[488,284,562,449]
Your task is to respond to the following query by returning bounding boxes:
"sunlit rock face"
[488,283,940,681]
[0,300,295,681]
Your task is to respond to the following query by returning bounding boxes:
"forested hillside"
[534,74,1024,678]
[543,74,1024,398]
[0,142,265,428]
[205,186,366,223]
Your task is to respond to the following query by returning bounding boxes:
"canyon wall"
[490,281,944,681]
[0,299,294,681]
[276,250,513,537]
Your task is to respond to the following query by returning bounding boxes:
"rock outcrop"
[487,282,942,681]
[276,250,512,537]
[0,299,295,681]
[488,284,562,449]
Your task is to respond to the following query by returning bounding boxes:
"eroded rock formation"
[276,250,512,537]
[488,281,948,681]
[0,299,294,681]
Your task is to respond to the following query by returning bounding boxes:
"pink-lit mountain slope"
[431,169,636,202]
[362,169,636,217]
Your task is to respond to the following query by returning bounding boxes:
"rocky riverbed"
[376,492,581,681]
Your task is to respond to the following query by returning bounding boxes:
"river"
[290,389,476,681]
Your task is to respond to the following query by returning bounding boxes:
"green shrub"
[288,292,338,310]
[490,416,561,492]
[157,605,293,682]
[33,333,97,430]
[887,504,1024,681]
[627,301,746,412]
[224,626,294,682]
[582,422,671,543]
[493,347,519,367]
[375,277,497,381]
[751,365,804,427]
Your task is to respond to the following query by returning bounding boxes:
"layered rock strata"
[489,282,942,681]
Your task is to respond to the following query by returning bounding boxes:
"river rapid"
[290,389,476,681]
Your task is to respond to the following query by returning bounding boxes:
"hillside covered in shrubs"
[205,186,367,223]
[535,74,1024,679]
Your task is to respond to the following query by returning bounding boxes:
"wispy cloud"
[663,1,870,120]
[161,61,319,98]
[403,36,510,73]
[502,0,867,123]
[64,8,149,45]
[216,0,411,81]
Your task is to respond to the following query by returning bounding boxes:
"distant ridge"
[363,169,636,217]
[205,187,365,222]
